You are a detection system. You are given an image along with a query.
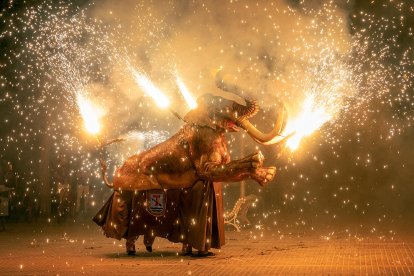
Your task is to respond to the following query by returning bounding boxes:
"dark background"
[0,0,413,235]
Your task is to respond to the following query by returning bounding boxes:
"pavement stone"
[0,221,413,275]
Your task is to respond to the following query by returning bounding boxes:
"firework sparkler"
[283,96,332,151]
[130,67,170,109]
[129,65,196,121]
[176,75,197,110]
[76,92,105,137]
[76,92,126,149]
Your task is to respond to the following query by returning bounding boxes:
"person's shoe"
[181,244,192,256]
[193,251,215,257]
[126,244,136,255]
[127,250,136,256]
[145,245,153,252]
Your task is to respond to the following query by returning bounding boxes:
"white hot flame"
[130,68,170,109]
[76,93,105,135]
[283,95,331,151]
[176,75,197,110]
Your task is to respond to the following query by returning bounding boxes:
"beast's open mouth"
[226,120,242,132]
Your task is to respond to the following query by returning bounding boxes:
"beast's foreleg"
[197,151,276,186]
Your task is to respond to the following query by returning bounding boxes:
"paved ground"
[0,220,413,275]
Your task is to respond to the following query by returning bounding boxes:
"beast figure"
[101,93,287,191]
[95,91,288,256]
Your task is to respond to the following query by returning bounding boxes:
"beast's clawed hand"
[251,151,264,168]
[254,166,276,187]
[244,151,264,168]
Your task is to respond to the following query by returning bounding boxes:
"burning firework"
[283,95,332,151]
[129,66,170,109]
[76,92,105,136]
[176,75,197,110]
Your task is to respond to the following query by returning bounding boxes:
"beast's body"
[114,125,230,191]
[100,93,286,192]
[97,91,288,255]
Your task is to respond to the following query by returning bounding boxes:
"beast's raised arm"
[188,127,276,186]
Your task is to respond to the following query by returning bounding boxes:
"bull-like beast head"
[183,92,287,145]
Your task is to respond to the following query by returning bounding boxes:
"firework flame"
[284,95,332,151]
[176,75,197,110]
[76,93,105,135]
[130,67,170,109]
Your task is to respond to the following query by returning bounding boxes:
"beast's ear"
[183,109,216,130]
[183,93,217,129]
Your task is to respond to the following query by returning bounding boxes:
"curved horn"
[214,69,247,106]
[99,159,113,188]
[239,106,287,145]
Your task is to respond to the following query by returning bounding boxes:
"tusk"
[239,106,287,145]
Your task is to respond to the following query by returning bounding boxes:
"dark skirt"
[93,181,225,251]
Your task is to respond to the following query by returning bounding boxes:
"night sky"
[0,0,413,236]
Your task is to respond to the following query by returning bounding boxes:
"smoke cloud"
[80,0,355,136]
